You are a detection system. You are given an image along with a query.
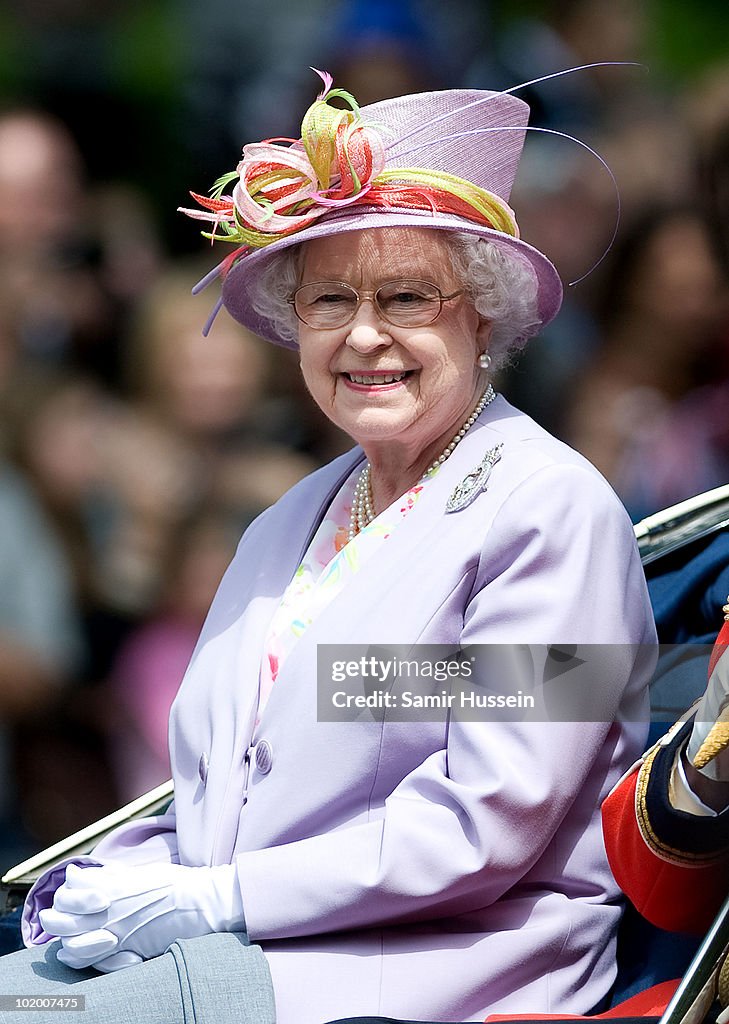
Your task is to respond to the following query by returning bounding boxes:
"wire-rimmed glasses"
[289,280,465,330]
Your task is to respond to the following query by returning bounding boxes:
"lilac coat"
[25,397,656,1023]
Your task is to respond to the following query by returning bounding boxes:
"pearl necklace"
[348,384,496,541]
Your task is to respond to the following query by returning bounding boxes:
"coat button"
[198,753,209,785]
[254,740,273,775]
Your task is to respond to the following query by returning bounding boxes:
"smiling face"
[296,228,491,472]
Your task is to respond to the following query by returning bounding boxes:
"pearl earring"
[477,352,491,370]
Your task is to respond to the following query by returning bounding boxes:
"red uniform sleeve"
[602,755,728,934]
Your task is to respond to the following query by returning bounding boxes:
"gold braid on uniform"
[635,599,729,865]
[634,735,729,866]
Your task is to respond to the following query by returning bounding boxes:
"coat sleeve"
[602,724,729,934]
[234,464,655,941]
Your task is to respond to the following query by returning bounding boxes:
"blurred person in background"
[564,204,729,520]
[0,110,112,375]
[120,265,318,589]
[3,366,207,840]
[105,507,241,803]
[125,267,271,448]
[7,372,112,608]
[2,373,126,846]
[492,1,702,435]
[0,456,83,874]
[323,0,452,104]
[0,108,162,389]
[4,370,172,706]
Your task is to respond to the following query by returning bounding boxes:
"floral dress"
[255,464,438,720]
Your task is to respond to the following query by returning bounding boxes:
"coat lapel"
[255,397,516,728]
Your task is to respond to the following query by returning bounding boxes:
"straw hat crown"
[364,89,529,202]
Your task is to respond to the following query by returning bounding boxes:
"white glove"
[687,642,729,781]
[39,862,244,972]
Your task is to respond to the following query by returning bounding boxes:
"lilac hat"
[181,71,563,348]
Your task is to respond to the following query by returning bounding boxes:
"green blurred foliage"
[649,0,729,79]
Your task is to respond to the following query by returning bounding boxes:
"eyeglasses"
[288,280,465,330]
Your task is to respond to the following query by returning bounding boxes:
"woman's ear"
[476,318,493,348]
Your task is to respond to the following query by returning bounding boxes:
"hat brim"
[221,207,563,349]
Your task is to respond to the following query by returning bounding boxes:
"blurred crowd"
[1,0,729,874]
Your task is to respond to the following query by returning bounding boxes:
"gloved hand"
[687,622,729,781]
[39,862,245,972]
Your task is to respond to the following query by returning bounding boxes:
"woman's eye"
[380,283,437,307]
[313,292,350,306]
[384,289,433,305]
[385,292,435,311]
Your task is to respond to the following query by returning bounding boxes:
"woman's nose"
[345,300,392,352]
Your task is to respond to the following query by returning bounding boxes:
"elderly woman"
[1,75,655,1024]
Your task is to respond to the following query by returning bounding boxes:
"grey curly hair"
[247,230,542,369]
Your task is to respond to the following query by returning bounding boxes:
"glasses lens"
[294,282,358,328]
[377,281,442,326]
